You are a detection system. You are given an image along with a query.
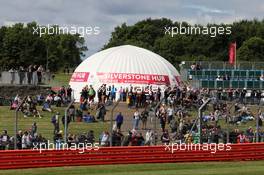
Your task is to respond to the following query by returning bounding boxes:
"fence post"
[256,109,261,143]
[14,97,27,150]
[110,100,120,146]
[153,98,165,145]
[198,98,211,144]
[64,100,75,144]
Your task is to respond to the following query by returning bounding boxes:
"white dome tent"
[69,45,181,101]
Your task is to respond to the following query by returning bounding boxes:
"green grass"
[0,161,264,175]
[0,103,262,142]
[0,106,108,141]
[48,73,72,87]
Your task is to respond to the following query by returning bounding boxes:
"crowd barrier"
[0,71,50,85]
[0,143,264,169]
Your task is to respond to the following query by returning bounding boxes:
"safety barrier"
[0,143,264,169]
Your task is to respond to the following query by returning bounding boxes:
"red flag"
[229,42,236,65]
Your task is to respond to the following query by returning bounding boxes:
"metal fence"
[0,71,51,85]
[1,87,264,150]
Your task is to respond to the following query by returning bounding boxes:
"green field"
[0,106,108,141]
[0,161,264,175]
[0,104,262,142]
[48,73,72,87]
[0,73,108,141]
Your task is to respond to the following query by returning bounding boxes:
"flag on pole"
[229,42,236,65]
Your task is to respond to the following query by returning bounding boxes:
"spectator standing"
[0,130,10,150]
[37,65,44,84]
[122,131,132,146]
[66,86,73,102]
[31,122,37,137]
[87,130,95,144]
[96,103,106,121]
[161,130,170,144]
[237,131,247,143]
[22,131,31,149]
[137,133,145,146]
[88,85,96,103]
[158,105,167,132]
[260,75,264,81]
[167,105,174,124]
[133,109,140,130]
[51,112,60,135]
[115,112,124,130]
[18,66,25,85]
[32,65,38,85]
[68,105,75,122]
[145,129,154,145]
[141,109,148,130]
[118,87,124,101]
[16,130,23,149]
[110,85,117,101]
[100,131,110,146]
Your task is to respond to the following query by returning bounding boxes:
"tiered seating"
[188,69,264,89]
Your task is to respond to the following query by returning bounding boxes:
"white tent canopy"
[69,45,181,101]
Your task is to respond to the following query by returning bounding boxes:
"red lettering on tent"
[70,72,89,82]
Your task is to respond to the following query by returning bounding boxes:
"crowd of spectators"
[1,83,264,150]
[73,83,264,147]
[190,63,202,71]
[1,65,51,85]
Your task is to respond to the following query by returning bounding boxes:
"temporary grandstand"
[180,61,264,89]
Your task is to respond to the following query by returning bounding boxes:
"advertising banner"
[70,72,90,82]
[96,72,170,85]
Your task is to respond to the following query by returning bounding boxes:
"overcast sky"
[0,0,263,58]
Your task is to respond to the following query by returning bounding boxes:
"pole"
[153,98,165,145]
[110,100,120,146]
[198,98,211,144]
[64,100,75,144]
[226,114,230,143]
[198,109,202,144]
[256,109,261,142]
[234,42,237,70]
[14,97,27,149]
[226,99,240,143]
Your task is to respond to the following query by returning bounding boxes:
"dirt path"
[104,102,164,142]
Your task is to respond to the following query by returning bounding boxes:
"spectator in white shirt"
[22,131,32,149]
[260,75,264,81]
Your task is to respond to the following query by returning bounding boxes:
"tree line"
[103,18,264,67]
[0,22,87,71]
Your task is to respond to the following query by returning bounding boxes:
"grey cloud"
[183,4,235,15]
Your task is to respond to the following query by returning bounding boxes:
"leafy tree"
[237,37,264,61]
[103,18,264,65]
[0,22,87,71]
